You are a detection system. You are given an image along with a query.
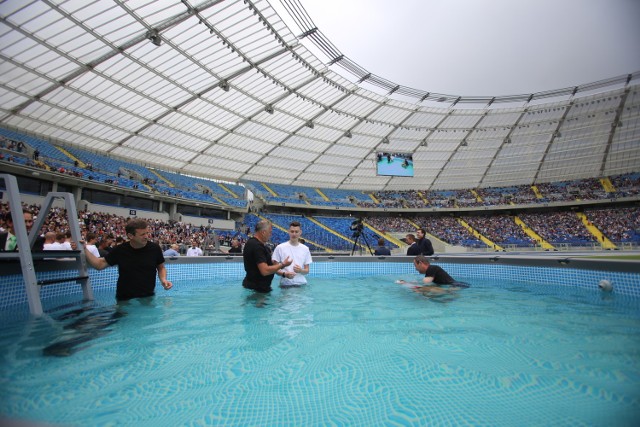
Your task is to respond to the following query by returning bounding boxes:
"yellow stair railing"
[576,212,616,249]
[531,185,543,199]
[149,169,174,187]
[417,191,429,204]
[258,214,333,252]
[261,183,278,197]
[600,177,616,193]
[306,216,362,251]
[315,188,330,201]
[457,219,504,251]
[363,222,404,247]
[514,216,555,250]
[218,183,239,198]
[56,147,85,168]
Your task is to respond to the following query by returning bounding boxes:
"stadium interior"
[0,0,639,255]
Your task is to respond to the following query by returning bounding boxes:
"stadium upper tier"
[1,126,639,211]
[0,0,638,192]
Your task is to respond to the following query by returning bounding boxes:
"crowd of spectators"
[584,207,640,242]
[1,203,639,254]
[363,207,640,249]
[517,212,595,245]
[462,214,535,246]
[0,202,247,255]
[535,179,607,202]
[610,174,640,197]
[368,174,639,209]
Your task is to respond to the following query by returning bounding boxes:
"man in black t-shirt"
[83,219,172,301]
[242,220,291,293]
[396,255,469,295]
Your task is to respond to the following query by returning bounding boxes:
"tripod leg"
[361,233,374,256]
[351,234,360,256]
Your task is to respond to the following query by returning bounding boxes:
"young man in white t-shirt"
[272,221,312,287]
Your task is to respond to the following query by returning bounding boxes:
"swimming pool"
[1,272,638,426]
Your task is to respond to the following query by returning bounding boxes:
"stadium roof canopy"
[1,0,639,191]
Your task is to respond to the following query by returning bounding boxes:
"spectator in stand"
[54,232,72,250]
[98,235,114,257]
[416,228,434,255]
[163,243,180,257]
[374,238,391,256]
[42,232,57,250]
[0,212,18,251]
[405,234,420,256]
[186,241,203,256]
[85,232,101,258]
[228,238,243,254]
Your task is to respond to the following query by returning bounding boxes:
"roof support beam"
[478,110,528,187]
[533,103,574,183]
[599,88,630,176]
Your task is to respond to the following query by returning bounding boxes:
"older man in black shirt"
[242,220,291,293]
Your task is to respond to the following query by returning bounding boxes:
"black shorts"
[242,278,272,293]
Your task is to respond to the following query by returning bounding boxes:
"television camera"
[349,218,373,255]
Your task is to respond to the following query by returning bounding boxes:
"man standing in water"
[242,220,292,293]
[272,221,312,287]
[84,218,172,301]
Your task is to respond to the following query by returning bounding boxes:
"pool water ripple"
[0,276,638,426]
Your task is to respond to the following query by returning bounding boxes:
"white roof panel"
[0,0,636,191]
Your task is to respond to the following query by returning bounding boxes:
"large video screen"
[376,152,414,177]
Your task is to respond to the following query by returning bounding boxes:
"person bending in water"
[396,255,469,296]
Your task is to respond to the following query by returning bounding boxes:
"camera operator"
[350,218,364,237]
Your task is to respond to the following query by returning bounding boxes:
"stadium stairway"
[470,189,483,203]
[417,191,429,204]
[576,212,616,249]
[256,214,333,252]
[364,222,404,248]
[261,182,278,197]
[56,146,86,168]
[218,183,239,198]
[599,177,616,193]
[368,193,380,204]
[306,216,361,250]
[531,185,543,199]
[150,170,174,187]
[514,216,555,250]
[457,219,504,251]
[315,188,330,201]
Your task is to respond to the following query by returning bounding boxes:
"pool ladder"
[0,174,93,316]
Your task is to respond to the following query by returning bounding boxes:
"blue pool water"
[1,275,639,426]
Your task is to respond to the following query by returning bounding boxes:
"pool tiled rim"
[1,255,638,312]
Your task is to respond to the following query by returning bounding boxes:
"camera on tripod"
[350,218,364,237]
